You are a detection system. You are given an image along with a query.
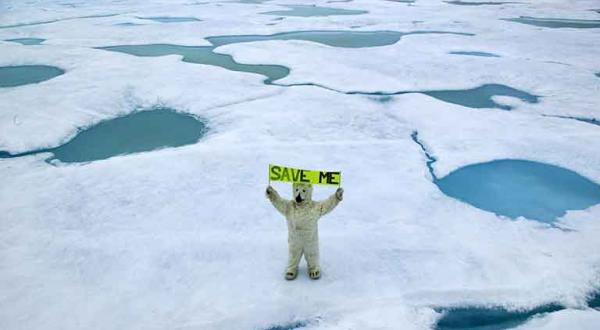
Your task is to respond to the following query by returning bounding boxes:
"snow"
[1,0,600,329]
[517,309,600,330]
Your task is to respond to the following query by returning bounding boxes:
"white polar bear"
[266,183,343,280]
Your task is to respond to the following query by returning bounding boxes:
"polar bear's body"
[266,183,343,280]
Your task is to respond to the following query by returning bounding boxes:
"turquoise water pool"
[423,84,538,110]
[6,38,45,45]
[51,108,206,163]
[136,16,201,23]
[344,84,537,110]
[0,65,64,87]
[261,4,367,17]
[0,108,207,163]
[437,160,600,222]
[411,132,600,223]
[98,44,289,83]
[435,292,600,330]
[449,51,500,57]
[435,304,563,330]
[503,16,600,28]
[206,30,472,48]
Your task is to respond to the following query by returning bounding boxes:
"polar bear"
[266,183,343,280]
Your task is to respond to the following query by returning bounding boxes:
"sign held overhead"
[269,164,341,186]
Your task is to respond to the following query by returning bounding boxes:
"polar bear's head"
[293,183,313,204]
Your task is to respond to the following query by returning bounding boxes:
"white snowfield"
[515,309,600,330]
[0,0,599,329]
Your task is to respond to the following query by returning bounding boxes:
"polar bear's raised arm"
[266,186,290,216]
[317,188,343,217]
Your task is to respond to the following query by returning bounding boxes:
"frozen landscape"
[1,0,600,329]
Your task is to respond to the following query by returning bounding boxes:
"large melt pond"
[0,108,207,163]
[0,65,64,87]
[436,159,600,222]
[50,107,206,163]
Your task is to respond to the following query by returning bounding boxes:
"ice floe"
[0,0,599,329]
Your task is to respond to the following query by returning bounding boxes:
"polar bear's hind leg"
[285,242,303,280]
[305,243,320,280]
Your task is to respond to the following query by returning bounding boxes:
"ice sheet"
[1,0,599,329]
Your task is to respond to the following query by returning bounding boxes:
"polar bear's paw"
[309,269,320,280]
[285,270,298,280]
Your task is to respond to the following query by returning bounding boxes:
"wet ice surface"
[449,51,500,57]
[445,1,517,5]
[1,0,600,329]
[234,0,271,3]
[547,115,600,127]
[114,22,143,26]
[589,291,600,308]
[5,37,45,45]
[572,117,599,126]
[502,16,600,29]
[136,16,201,23]
[261,4,367,17]
[264,320,312,330]
[422,84,538,110]
[0,65,64,87]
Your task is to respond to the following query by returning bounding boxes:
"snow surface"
[1,0,600,329]
[516,309,600,330]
